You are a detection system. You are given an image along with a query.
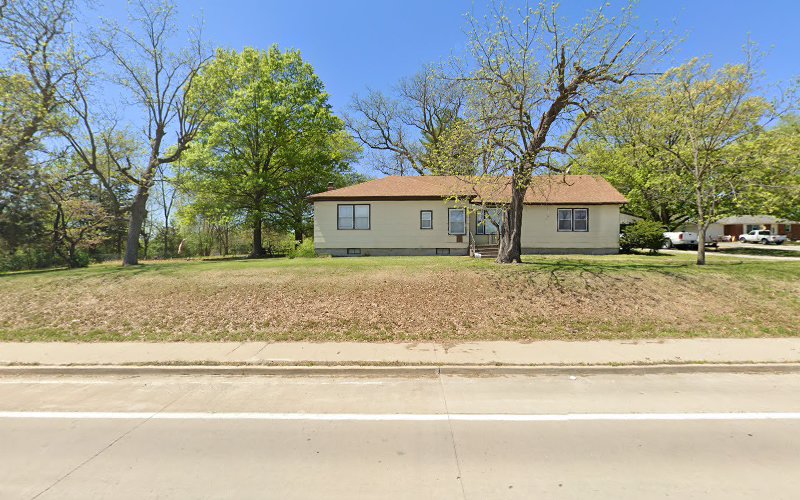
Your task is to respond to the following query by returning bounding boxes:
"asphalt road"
[2,372,800,499]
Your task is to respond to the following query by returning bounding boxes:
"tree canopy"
[180,46,359,256]
[576,57,781,264]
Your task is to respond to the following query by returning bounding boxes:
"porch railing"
[473,232,499,246]
[468,231,476,257]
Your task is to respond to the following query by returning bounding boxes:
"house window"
[346,248,361,255]
[574,209,588,231]
[557,208,589,232]
[338,204,370,230]
[435,248,450,255]
[476,209,502,235]
[420,210,433,230]
[448,208,466,235]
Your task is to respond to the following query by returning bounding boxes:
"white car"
[663,231,699,249]
[738,230,787,245]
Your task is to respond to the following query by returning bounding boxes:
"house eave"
[310,196,626,205]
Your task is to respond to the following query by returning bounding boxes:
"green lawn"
[1,253,798,342]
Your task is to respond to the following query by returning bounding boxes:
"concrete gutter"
[2,362,800,377]
[2,339,800,376]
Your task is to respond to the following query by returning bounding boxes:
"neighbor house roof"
[309,175,627,205]
[715,215,800,225]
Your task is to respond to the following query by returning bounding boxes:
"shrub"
[0,248,57,272]
[287,238,316,259]
[621,220,665,254]
[72,250,91,268]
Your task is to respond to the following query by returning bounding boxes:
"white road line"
[0,411,799,421]
[0,380,113,385]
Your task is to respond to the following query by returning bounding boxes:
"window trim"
[573,208,589,232]
[420,210,433,230]
[448,208,466,235]
[337,203,370,230]
[557,208,589,232]
[557,208,573,232]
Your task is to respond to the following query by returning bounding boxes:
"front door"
[476,208,502,245]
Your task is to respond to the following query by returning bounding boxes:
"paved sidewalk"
[1,338,800,366]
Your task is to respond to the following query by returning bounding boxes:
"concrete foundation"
[316,247,619,257]
[522,247,619,255]
[316,247,469,257]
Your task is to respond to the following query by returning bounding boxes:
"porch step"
[474,245,499,258]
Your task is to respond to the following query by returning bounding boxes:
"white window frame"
[557,208,589,232]
[573,208,588,232]
[420,210,433,230]
[337,204,370,230]
[448,208,466,235]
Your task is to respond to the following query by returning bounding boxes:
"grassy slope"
[1,254,798,342]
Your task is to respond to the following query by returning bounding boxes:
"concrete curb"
[2,363,800,377]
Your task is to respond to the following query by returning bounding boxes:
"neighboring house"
[679,215,800,241]
[619,213,644,226]
[308,175,627,256]
[716,215,800,241]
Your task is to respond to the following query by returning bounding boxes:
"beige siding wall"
[313,200,468,250]
[521,204,620,250]
[313,200,621,253]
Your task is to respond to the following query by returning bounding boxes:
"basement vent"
[346,248,361,255]
[435,248,450,256]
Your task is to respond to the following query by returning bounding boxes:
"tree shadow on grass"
[476,256,704,294]
[0,267,69,278]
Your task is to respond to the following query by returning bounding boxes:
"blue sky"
[95,0,799,118]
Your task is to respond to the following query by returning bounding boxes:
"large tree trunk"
[295,226,304,244]
[697,224,706,265]
[694,184,706,266]
[250,218,266,258]
[67,242,80,269]
[122,184,149,266]
[497,179,524,264]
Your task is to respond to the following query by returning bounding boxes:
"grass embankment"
[1,254,798,342]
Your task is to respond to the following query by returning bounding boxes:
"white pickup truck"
[738,230,787,245]
[662,231,699,249]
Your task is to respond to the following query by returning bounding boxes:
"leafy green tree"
[645,59,772,265]
[0,0,78,176]
[0,156,51,258]
[577,59,797,263]
[40,158,114,268]
[268,130,360,243]
[575,85,695,229]
[182,46,353,256]
[731,116,800,221]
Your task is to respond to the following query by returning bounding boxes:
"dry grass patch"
[1,254,798,341]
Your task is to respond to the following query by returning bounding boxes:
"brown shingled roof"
[309,175,627,205]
